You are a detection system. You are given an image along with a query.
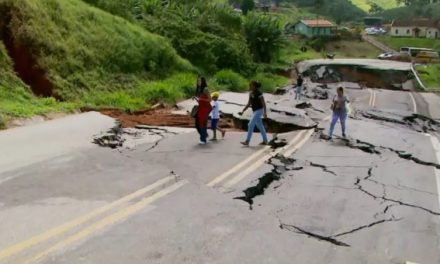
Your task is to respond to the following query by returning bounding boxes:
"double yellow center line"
[0,176,187,263]
[207,129,315,190]
[1,130,317,263]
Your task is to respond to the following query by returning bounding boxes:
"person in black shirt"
[239,81,269,146]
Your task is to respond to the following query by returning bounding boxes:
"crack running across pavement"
[308,161,337,176]
[234,155,303,210]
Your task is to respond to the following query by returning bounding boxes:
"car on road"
[365,27,386,35]
[377,52,394,60]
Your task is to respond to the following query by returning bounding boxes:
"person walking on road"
[329,87,349,140]
[194,77,212,145]
[239,81,269,146]
[210,92,226,141]
[295,74,304,100]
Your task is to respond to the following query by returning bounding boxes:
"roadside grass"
[251,73,290,92]
[279,39,321,64]
[0,42,77,120]
[325,40,381,58]
[375,36,440,51]
[416,64,440,90]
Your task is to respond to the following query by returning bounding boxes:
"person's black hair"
[198,77,207,89]
[250,80,261,89]
[337,87,344,93]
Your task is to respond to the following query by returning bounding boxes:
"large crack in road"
[234,154,303,210]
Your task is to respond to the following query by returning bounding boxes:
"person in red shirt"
[195,78,212,145]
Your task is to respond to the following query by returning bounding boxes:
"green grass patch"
[351,0,400,12]
[375,36,440,52]
[325,40,381,58]
[212,69,248,92]
[0,41,76,121]
[279,38,321,64]
[416,64,440,90]
[252,73,290,92]
[79,73,198,112]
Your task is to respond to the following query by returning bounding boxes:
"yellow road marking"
[207,145,271,187]
[27,180,188,264]
[0,175,177,262]
[223,130,311,188]
[283,129,315,158]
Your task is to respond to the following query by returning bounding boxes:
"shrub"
[252,73,289,92]
[0,114,6,129]
[213,70,248,92]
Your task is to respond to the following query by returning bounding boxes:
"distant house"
[391,19,439,39]
[294,19,335,38]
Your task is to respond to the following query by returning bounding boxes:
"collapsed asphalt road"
[0,80,440,263]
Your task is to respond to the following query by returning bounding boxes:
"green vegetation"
[252,72,290,92]
[212,70,248,92]
[244,13,285,63]
[376,3,440,20]
[0,0,192,100]
[326,40,381,58]
[375,36,440,51]
[0,42,76,121]
[0,0,376,128]
[351,0,400,12]
[286,0,366,23]
[416,64,440,90]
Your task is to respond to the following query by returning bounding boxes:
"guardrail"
[410,63,431,91]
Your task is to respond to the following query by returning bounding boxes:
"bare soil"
[99,108,235,129]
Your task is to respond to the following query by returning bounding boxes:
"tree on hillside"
[241,0,255,15]
[369,2,384,13]
[244,13,285,63]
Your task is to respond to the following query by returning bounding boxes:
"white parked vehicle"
[377,52,394,60]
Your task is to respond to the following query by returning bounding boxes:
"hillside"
[351,0,400,12]
[286,0,366,23]
[376,3,440,21]
[0,0,192,100]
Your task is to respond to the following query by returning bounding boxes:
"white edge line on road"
[373,89,377,107]
[429,136,440,210]
[223,129,312,188]
[409,92,418,114]
[368,88,373,107]
[0,175,178,262]
[28,180,188,264]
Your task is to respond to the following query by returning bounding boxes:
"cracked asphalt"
[0,86,440,264]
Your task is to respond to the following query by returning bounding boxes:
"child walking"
[210,92,226,141]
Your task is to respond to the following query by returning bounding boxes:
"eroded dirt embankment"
[0,9,55,97]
